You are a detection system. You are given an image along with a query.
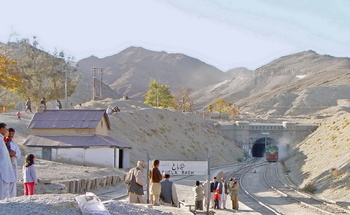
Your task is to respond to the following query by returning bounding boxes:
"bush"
[302,182,317,194]
[330,168,342,178]
[243,151,249,158]
[237,157,243,162]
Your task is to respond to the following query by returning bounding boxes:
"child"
[23,154,38,195]
[213,189,220,209]
[16,111,22,120]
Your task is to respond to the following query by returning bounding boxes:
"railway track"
[264,162,350,215]
[237,158,284,215]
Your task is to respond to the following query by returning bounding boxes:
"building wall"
[29,147,122,167]
[84,147,114,167]
[95,118,109,136]
[31,128,95,136]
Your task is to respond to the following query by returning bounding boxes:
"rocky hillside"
[285,111,350,202]
[2,100,244,168]
[192,51,350,116]
[77,47,228,102]
[105,107,244,166]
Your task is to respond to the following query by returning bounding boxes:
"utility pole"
[65,70,68,108]
[99,68,103,100]
[91,67,97,100]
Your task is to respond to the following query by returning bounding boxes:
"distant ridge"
[76,48,350,116]
[77,46,227,101]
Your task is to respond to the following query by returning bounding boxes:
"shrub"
[243,151,249,158]
[330,168,342,178]
[237,157,243,162]
[302,182,317,194]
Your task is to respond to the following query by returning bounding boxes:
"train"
[265,144,278,162]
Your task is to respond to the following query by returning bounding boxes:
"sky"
[1,0,349,71]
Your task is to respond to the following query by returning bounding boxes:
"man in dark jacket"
[160,174,179,207]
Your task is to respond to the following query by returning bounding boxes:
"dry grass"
[330,168,342,178]
[302,182,317,194]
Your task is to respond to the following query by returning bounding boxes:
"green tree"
[173,87,194,112]
[144,80,174,108]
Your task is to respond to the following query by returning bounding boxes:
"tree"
[212,98,229,118]
[228,103,239,120]
[144,80,174,108]
[209,98,239,119]
[207,104,213,113]
[173,87,195,112]
[0,54,25,91]
[0,38,78,104]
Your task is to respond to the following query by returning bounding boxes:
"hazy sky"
[1,0,349,71]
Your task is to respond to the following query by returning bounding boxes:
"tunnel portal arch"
[251,137,278,157]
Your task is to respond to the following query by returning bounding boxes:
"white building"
[23,109,131,168]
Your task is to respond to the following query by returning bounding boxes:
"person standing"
[160,173,179,207]
[218,177,229,209]
[125,160,147,203]
[25,98,32,113]
[56,99,62,109]
[6,128,21,197]
[203,178,211,210]
[0,123,16,200]
[229,178,240,211]
[148,159,162,206]
[193,180,204,211]
[23,154,38,195]
[210,177,219,208]
[40,97,46,109]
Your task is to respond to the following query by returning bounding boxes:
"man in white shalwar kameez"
[0,123,16,200]
[218,177,228,209]
[7,128,21,197]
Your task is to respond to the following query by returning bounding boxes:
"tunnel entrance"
[251,137,277,157]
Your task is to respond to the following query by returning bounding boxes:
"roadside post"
[206,150,211,215]
[146,150,150,204]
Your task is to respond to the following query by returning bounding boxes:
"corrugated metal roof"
[28,109,111,129]
[23,135,131,148]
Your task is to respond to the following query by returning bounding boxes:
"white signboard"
[149,160,208,176]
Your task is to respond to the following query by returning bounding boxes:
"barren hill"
[192,51,350,116]
[285,111,350,202]
[77,47,226,102]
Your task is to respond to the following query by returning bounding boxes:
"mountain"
[76,48,350,116]
[77,47,226,102]
[192,50,350,116]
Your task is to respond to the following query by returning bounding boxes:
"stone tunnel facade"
[217,121,318,158]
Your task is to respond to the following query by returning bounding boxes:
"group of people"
[125,159,240,212]
[193,176,239,211]
[210,177,240,211]
[25,97,64,111]
[125,160,179,207]
[106,106,121,115]
[0,122,37,200]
